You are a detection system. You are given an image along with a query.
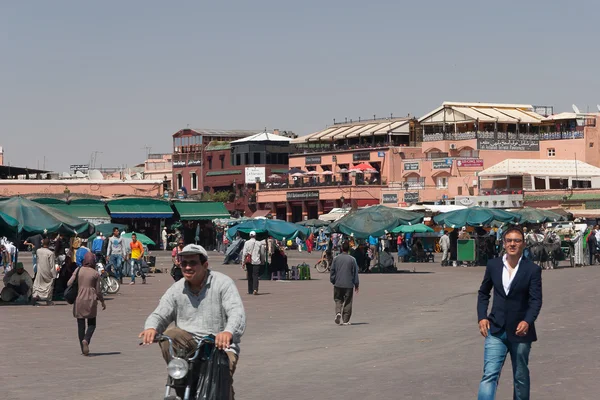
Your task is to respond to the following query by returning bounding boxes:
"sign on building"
[382,193,398,204]
[432,159,453,169]
[173,161,185,167]
[477,139,539,151]
[286,191,320,201]
[456,159,484,167]
[377,151,385,157]
[403,162,420,171]
[353,152,371,161]
[70,164,89,173]
[404,192,420,203]
[305,156,322,165]
[187,160,202,166]
[245,167,266,184]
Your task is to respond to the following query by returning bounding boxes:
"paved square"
[2,252,599,399]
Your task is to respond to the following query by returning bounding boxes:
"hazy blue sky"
[1,0,599,172]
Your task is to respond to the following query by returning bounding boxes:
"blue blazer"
[477,257,543,343]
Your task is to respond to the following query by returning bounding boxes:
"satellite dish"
[596,104,600,112]
[61,172,71,178]
[124,174,132,180]
[75,171,86,178]
[89,170,104,180]
[572,104,581,114]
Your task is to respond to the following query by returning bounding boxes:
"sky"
[1,0,600,172]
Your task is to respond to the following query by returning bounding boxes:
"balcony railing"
[423,131,585,142]
[291,142,415,155]
[258,179,385,190]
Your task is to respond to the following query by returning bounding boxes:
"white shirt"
[242,238,265,265]
[502,254,522,295]
[595,229,600,243]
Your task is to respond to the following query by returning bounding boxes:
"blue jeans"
[109,254,123,279]
[478,330,531,400]
[130,258,145,282]
[32,252,38,275]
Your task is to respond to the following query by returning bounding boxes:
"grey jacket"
[144,270,246,354]
[330,253,360,289]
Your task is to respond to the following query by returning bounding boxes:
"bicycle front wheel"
[315,260,329,273]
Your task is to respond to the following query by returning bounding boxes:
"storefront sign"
[286,191,320,201]
[187,160,202,167]
[456,159,484,167]
[173,161,185,167]
[382,193,398,204]
[305,156,322,165]
[477,139,539,151]
[245,167,266,183]
[403,162,420,171]
[404,192,420,203]
[457,196,476,206]
[432,159,453,169]
[353,152,371,161]
[377,151,385,157]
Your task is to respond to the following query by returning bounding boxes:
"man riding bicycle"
[139,244,246,399]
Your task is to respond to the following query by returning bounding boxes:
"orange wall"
[0,180,163,198]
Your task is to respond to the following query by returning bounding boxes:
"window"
[208,157,212,169]
[547,148,556,157]
[191,172,198,191]
[220,157,225,169]
[436,176,448,189]
[176,174,183,190]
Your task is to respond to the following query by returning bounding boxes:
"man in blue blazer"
[477,225,543,400]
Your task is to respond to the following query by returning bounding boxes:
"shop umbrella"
[433,206,520,228]
[391,223,434,234]
[296,219,330,228]
[0,196,92,236]
[121,232,156,246]
[329,205,423,239]
[227,219,309,241]
[510,207,565,224]
[0,211,19,238]
[94,223,128,236]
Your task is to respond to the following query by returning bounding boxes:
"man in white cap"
[242,231,265,295]
[139,243,246,399]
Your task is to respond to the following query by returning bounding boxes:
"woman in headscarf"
[67,252,106,356]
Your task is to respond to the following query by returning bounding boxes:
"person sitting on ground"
[269,244,288,275]
[412,239,426,262]
[139,244,246,399]
[1,263,33,303]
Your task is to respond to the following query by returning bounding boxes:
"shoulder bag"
[64,267,81,304]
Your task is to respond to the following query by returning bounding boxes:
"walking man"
[242,231,264,295]
[24,233,44,275]
[107,228,126,283]
[129,233,146,285]
[440,230,450,266]
[477,226,543,400]
[330,241,359,326]
[587,227,597,265]
[31,239,57,306]
[161,226,168,251]
[139,244,245,399]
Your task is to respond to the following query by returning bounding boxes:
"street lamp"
[63,186,71,202]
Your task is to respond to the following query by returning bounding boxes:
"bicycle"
[315,250,332,273]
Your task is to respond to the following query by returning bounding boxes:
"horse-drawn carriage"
[526,223,579,269]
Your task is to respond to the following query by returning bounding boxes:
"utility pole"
[90,151,102,169]
[142,145,152,160]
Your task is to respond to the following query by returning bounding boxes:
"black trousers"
[333,286,354,323]
[246,264,260,293]
[77,318,97,349]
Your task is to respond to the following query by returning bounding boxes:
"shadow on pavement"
[89,352,121,357]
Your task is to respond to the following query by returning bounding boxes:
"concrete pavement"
[1,251,599,399]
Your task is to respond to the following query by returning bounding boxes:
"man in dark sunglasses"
[139,244,246,398]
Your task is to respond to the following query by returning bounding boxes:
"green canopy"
[433,207,520,228]
[33,198,110,220]
[172,201,230,220]
[391,223,434,234]
[227,219,309,241]
[107,198,173,219]
[0,211,19,237]
[296,219,330,228]
[329,205,423,239]
[0,197,92,236]
[510,207,565,224]
[93,223,128,236]
[121,232,156,246]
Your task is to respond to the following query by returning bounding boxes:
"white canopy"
[478,159,600,179]
[231,132,292,144]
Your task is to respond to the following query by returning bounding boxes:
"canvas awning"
[478,159,600,178]
[32,198,110,220]
[172,201,230,220]
[107,198,173,219]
